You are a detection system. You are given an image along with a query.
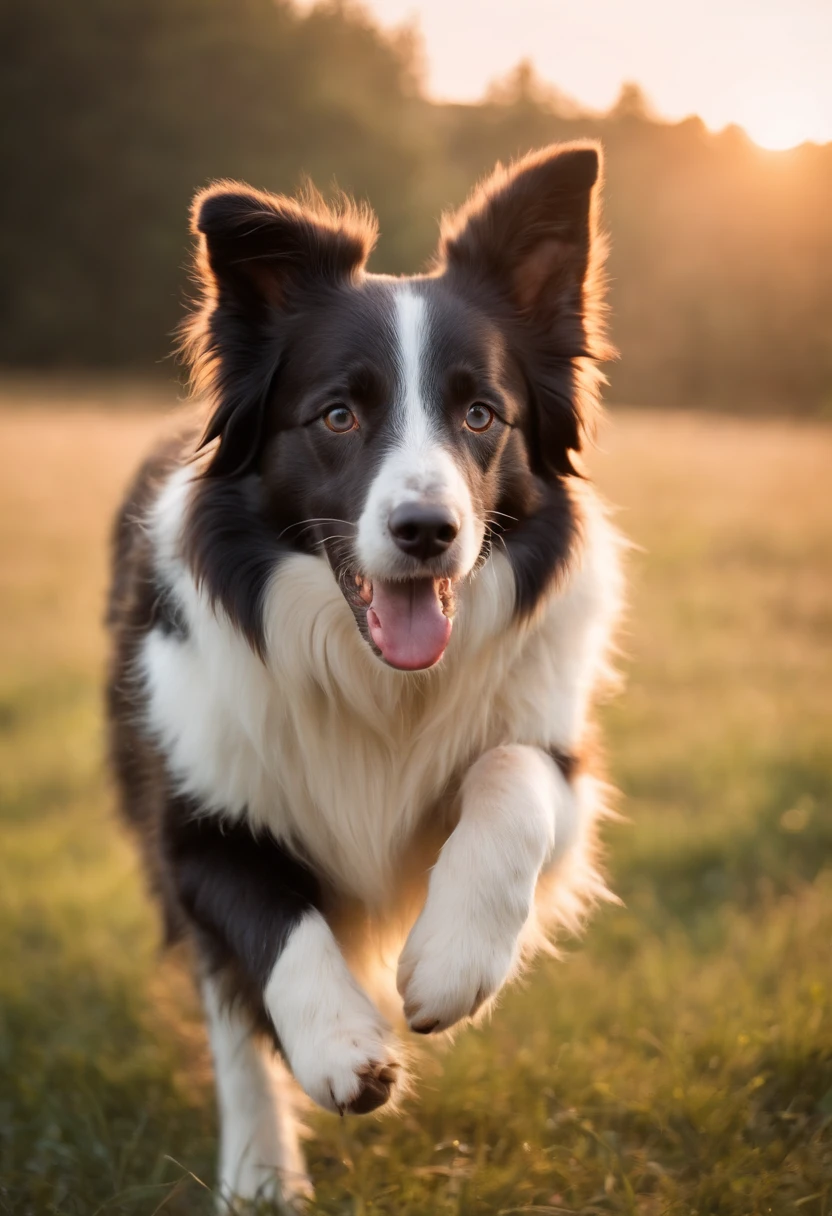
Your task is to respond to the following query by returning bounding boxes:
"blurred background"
[2,0,832,411]
[1,2,830,1213]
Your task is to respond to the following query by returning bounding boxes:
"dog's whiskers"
[277,518,356,544]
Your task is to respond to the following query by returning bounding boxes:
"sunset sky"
[346,0,832,149]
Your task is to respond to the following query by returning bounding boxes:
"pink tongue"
[367,579,452,670]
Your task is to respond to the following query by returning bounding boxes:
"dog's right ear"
[183,183,377,478]
[194,184,374,307]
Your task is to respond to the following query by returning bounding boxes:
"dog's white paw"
[398,744,562,1034]
[286,999,399,1115]
[396,886,527,1034]
[266,912,401,1114]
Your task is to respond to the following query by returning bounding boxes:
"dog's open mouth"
[352,575,456,670]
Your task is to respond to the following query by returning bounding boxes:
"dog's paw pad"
[293,1021,401,1115]
[343,1060,399,1114]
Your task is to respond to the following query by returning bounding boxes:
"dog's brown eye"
[323,405,358,434]
[464,403,495,433]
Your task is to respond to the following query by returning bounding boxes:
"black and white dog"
[107,142,623,1209]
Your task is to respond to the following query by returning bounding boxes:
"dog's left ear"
[435,142,610,475]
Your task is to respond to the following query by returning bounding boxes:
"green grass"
[1,395,830,1215]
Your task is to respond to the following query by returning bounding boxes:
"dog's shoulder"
[107,424,198,636]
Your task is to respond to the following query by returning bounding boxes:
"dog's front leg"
[165,809,399,1207]
[397,744,573,1034]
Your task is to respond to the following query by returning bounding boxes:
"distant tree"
[485,59,583,118]
[610,81,655,121]
[0,0,425,367]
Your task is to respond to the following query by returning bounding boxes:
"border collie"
[107,141,623,1210]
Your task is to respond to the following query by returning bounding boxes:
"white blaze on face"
[355,284,482,581]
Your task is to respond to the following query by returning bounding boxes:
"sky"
[337,0,832,149]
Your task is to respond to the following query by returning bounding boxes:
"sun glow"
[739,91,829,151]
[343,0,832,153]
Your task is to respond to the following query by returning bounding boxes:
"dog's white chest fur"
[140,469,620,905]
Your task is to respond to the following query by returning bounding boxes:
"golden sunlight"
[739,92,829,151]
[343,0,832,152]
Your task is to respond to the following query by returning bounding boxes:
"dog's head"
[183,144,609,670]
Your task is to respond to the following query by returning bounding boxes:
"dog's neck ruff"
[140,466,618,906]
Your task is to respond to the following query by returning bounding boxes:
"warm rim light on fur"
[179,180,379,474]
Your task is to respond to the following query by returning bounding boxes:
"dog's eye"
[323,405,358,434]
[464,403,495,433]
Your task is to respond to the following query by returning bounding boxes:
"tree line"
[2,0,830,413]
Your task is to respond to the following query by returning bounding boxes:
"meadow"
[1,386,830,1215]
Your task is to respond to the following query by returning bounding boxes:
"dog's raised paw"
[397,897,521,1034]
[292,1023,401,1114]
[266,912,403,1115]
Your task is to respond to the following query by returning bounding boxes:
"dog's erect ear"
[194,184,374,306]
[435,143,610,475]
[183,182,377,478]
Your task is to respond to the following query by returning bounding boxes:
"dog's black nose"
[388,503,459,561]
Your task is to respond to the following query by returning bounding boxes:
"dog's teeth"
[437,578,456,619]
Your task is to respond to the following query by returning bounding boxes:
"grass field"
[1,388,831,1215]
